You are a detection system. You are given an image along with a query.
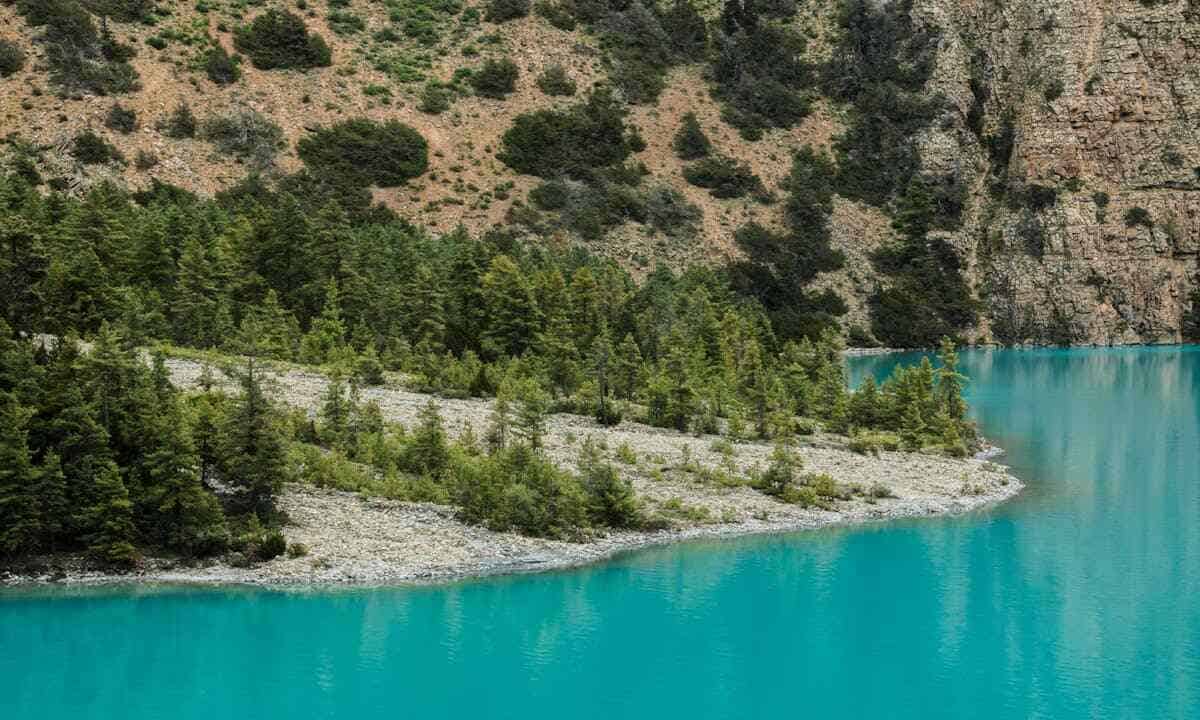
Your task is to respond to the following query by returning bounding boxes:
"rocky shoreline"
[1,357,1025,590]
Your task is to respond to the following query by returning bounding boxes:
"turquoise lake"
[2,347,1199,718]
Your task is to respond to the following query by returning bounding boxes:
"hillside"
[2,0,1199,346]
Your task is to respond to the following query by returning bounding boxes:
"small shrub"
[160,102,197,138]
[257,530,287,560]
[286,542,309,558]
[0,40,25,78]
[673,112,711,160]
[499,90,633,178]
[201,109,284,167]
[418,82,451,114]
[485,0,530,23]
[1124,206,1154,228]
[328,10,365,35]
[233,9,332,70]
[682,156,766,199]
[536,64,576,96]
[534,0,575,30]
[205,45,241,85]
[105,103,137,134]
[297,119,429,187]
[71,130,120,164]
[134,150,158,170]
[470,58,519,99]
[1043,79,1064,102]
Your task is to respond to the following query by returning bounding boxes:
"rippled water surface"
[3,347,1198,718]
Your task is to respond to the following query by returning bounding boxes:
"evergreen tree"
[406,399,450,478]
[0,394,39,556]
[513,379,550,449]
[84,459,138,567]
[578,438,640,527]
[936,337,967,423]
[481,255,542,359]
[300,279,349,365]
[612,332,644,400]
[33,453,68,550]
[485,392,513,453]
[673,112,712,160]
[319,372,352,451]
[222,358,287,519]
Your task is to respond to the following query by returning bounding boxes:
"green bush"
[418,82,451,114]
[682,156,766,199]
[257,529,287,560]
[105,103,137,133]
[534,0,575,30]
[328,10,365,35]
[0,40,25,78]
[673,112,711,160]
[81,0,153,23]
[297,119,429,187]
[71,130,120,164]
[18,0,140,94]
[200,109,284,167]
[159,102,197,138]
[470,58,519,99]
[485,0,530,23]
[234,9,332,70]
[536,64,576,96]
[1124,206,1154,228]
[205,45,241,85]
[499,90,633,178]
[712,24,812,136]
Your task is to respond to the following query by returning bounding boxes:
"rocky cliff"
[913,0,1200,345]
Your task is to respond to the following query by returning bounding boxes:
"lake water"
[3,347,1198,718]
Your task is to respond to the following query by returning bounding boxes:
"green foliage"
[868,176,977,348]
[534,0,576,30]
[204,44,241,85]
[728,148,846,339]
[257,529,287,560]
[500,89,634,178]
[485,0,530,23]
[17,0,140,94]
[0,40,26,78]
[1124,206,1154,228]
[825,0,942,207]
[201,109,284,168]
[160,102,197,138]
[418,82,451,113]
[673,112,711,160]
[712,20,812,136]
[71,130,121,165]
[233,9,332,70]
[682,156,766,200]
[105,103,137,134]
[470,57,519,99]
[536,64,576,96]
[297,119,429,187]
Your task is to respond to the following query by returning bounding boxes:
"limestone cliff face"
[912,0,1200,344]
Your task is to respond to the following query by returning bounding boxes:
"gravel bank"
[1,358,1024,588]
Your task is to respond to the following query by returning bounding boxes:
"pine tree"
[223,358,287,519]
[33,453,68,550]
[481,255,542,359]
[0,393,39,556]
[612,332,644,400]
[300,279,349,365]
[138,399,227,554]
[319,372,352,451]
[936,337,967,423]
[405,264,447,352]
[578,438,640,528]
[513,379,550,449]
[673,112,712,160]
[0,215,49,334]
[900,400,926,451]
[84,460,138,567]
[485,392,513,453]
[407,399,450,478]
[849,375,881,429]
[174,235,221,347]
